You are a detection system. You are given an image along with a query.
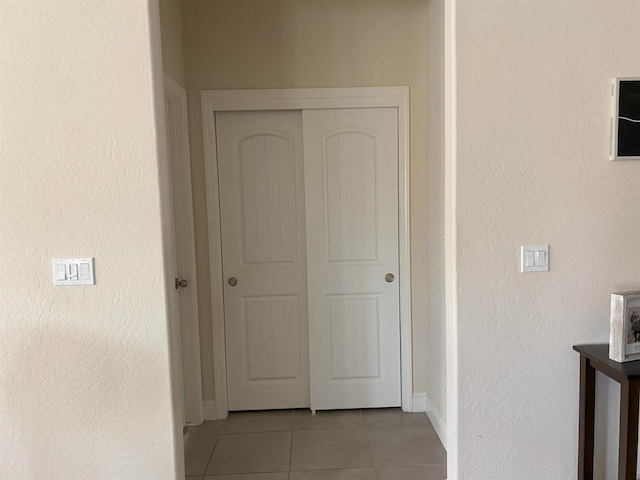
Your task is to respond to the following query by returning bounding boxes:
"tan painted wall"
[159,0,185,86]
[182,0,439,403]
[424,0,446,424]
[455,0,640,477]
[0,0,180,477]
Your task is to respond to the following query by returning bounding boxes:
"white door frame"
[164,74,204,425]
[202,87,412,419]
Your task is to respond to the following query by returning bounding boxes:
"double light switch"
[53,258,95,285]
[520,245,549,273]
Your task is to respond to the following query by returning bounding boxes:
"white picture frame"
[609,291,640,363]
[611,78,640,161]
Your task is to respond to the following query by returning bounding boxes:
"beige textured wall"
[455,1,640,478]
[159,0,185,86]
[424,0,446,424]
[181,0,436,403]
[0,0,179,477]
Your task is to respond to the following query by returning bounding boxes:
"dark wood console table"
[574,344,640,480]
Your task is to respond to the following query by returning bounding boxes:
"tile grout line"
[361,410,380,480]
[189,409,444,479]
[288,409,294,479]
[201,419,226,478]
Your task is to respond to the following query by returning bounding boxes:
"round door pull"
[385,273,395,283]
[175,278,188,289]
[228,277,238,287]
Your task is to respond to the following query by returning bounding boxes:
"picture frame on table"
[609,291,640,363]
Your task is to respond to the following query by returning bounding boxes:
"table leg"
[578,355,596,480]
[618,379,640,480]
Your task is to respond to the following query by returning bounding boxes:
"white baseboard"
[422,392,447,450]
[412,392,427,412]
[203,401,217,420]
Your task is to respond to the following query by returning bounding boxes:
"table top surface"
[574,344,640,379]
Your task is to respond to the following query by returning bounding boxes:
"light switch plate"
[520,245,549,273]
[53,258,95,285]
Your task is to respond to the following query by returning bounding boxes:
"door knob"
[175,278,188,289]
[385,273,395,283]
[228,277,238,287]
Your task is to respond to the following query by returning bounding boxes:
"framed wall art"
[611,78,640,161]
[609,290,640,363]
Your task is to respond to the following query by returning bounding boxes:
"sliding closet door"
[303,108,401,411]
[216,110,309,410]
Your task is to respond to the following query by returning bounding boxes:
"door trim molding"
[202,87,413,418]
[164,74,204,425]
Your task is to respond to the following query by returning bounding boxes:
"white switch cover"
[53,258,95,286]
[520,245,549,273]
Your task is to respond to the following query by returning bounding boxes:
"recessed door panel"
[329,294,380,379]
[325,132,378,263]
[245,295,300,380]
[240,134,297,264]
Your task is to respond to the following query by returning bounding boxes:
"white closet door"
[216,110,309,410]
[303,107,401,411]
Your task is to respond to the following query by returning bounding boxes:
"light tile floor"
[184,408,446,480]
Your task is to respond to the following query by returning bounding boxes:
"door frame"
[164,74,204,425]
[202,87,412,419]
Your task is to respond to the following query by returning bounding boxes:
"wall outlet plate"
[53,258,95,285]
[520,245,549,273]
